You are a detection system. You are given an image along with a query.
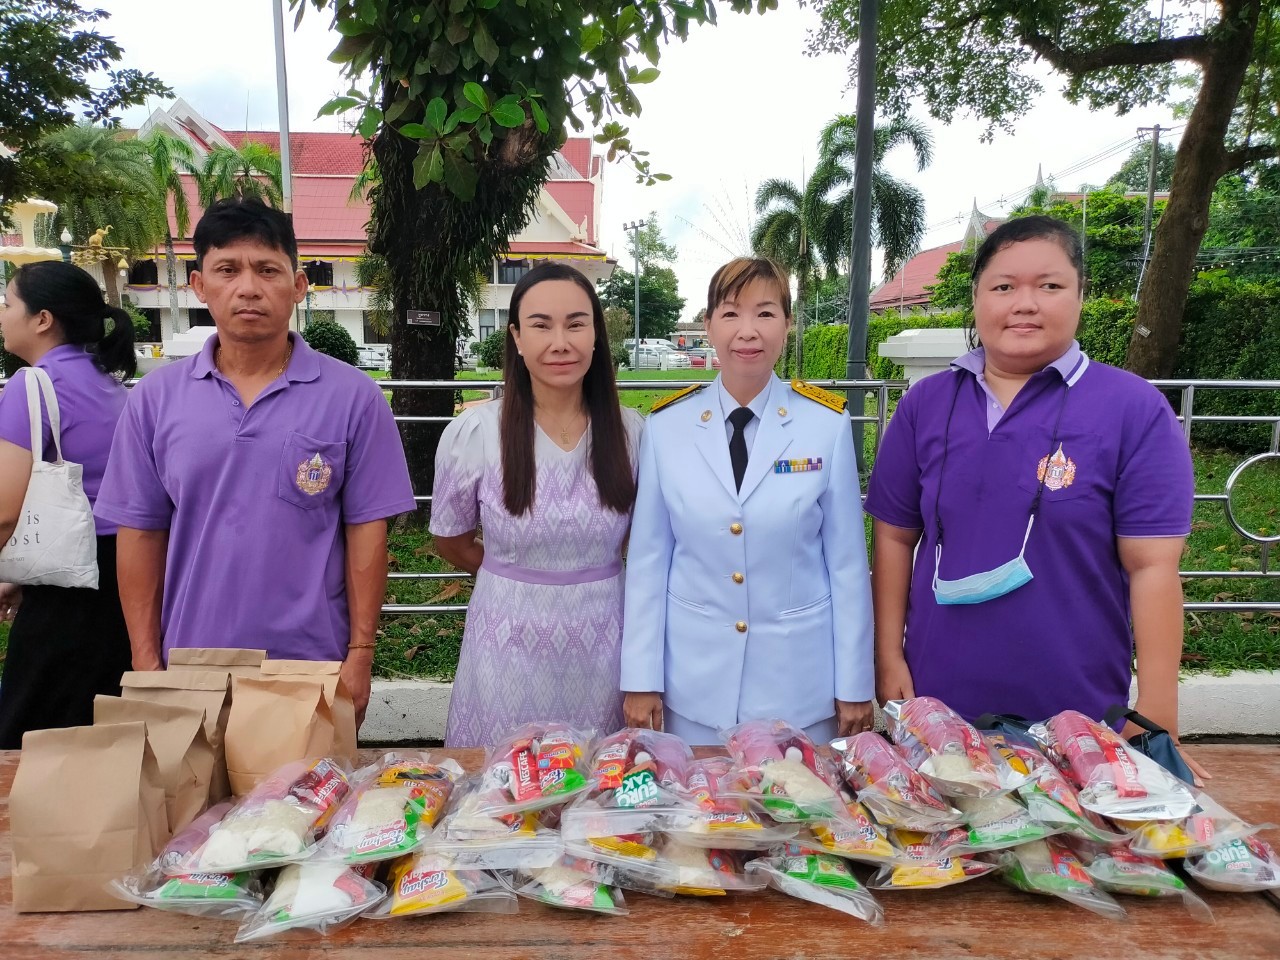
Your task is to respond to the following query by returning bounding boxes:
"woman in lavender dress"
[431,264,643,747]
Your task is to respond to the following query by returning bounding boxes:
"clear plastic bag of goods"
[311,753,464,865]
[884,698,1026,799]
[830,731,965,831]
[867,830,998,890]
[997,837,1127,921]
[560,728,695,841]
[233,861,384,942]
[427,777,564,870]
[1073,840,1214,921]
[166,758,351,875]
[745,843,884,925]
[472,722,593,816]
[110,802,265,919]
[367,850,517,918]
[1032,711,1195,821]
[721,718,845,822]
[663,756,799,850]
[504,855,628,915]
[1184,833,1280,892]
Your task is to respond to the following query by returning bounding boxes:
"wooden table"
[2,745,1279,959]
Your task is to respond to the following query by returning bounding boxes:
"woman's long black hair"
[11,261,137,379]
[500,262,636,516]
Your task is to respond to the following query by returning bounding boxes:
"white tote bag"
[0,366,99,588]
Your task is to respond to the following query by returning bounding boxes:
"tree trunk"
[102,262,122,309]
[165,233,182,337]
[369,87,554,513]
[1126,3,1259,377]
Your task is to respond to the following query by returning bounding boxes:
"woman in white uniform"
[620,257,874,744]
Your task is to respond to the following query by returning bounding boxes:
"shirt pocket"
[278,431,347,511]
[1014,430,1102,504]
[779,594,833,619]
[667,590,709,614]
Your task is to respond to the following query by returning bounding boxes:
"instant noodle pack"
[94,701,1277,939]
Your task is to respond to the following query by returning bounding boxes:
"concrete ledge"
[357,671,1280,744]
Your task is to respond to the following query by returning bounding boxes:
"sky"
[95,0,1183,320]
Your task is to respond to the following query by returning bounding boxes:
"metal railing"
[385,377,1280,616]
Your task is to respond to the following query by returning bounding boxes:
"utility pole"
[1136,123,1162,295]
[624,220,647,369]
[272,0,299,330]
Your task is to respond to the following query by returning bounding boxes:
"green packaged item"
[999,838,1127,920]
[1077,842,1213,921]
[746,844,883,924]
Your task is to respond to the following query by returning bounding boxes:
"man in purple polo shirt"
[95,198,417,723]
[865,216,1197,775]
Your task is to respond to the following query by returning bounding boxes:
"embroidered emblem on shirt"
[651,382,707,414]
[774,457,823,474]
[296,452,333,496]
[1036,444,1076,491]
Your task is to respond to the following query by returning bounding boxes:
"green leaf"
[457,105,484,124]
[581,23,604,52]
[529,98,549,134]
[335,18,373,37]
[385,99,412,124]
[399,122,430,139]
[632,67,660,84]
[442,110,462,134]
[476,116,493,145]
[442,150,478,201]
[445,132,471,152]
[617,6,638,33]
[412,150,431,190]
[427,146,444,183]
[654,172,672,181]
[328,34,371,64]
[428,39,460,74]
[449,0,468,11]
[317,96,361,118]
[446,15,470,44]
[473,20,499,65]
[463,82,489,111]
[357,107,383,139]
[477,0,501,7]
[490,99,525,128]
[425,97,448,133]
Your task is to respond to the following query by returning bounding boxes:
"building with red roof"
[123,99,613,347]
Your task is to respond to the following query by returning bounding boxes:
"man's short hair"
[193,197,298,270]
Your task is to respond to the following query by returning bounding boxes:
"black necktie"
[728,406,755,492]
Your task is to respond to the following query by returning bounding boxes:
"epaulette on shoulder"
[650,382,708,414]
[791,379,848,413]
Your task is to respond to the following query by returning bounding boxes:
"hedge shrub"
[302,318,359,366]
[477,329,506,369]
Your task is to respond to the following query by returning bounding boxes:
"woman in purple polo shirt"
[430,264,642,747]
[0,261,135,747]
[865,216,1203,779]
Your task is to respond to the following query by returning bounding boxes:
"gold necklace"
[541,407,585,446]
[216,341,293,378]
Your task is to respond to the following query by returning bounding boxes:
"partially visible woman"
[864,216,1200,775]
[620,257,873,744]
[0,260,136,748]
[430,263,643,747]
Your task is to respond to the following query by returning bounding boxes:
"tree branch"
[1019,31,1212,72]
[1222,141,1278,173]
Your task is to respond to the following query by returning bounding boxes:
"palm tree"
[142,131,200,336]
[751,177,827,307]
[199,141,284,207]
[38,124,167,306]
[810,115,933,281]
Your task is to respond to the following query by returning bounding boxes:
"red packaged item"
[831,732,964,831]
[1033,711,1195,821]
[665,757,798,850]
[883,698,1017,798]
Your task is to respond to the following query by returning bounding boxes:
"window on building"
[477,308,509,342]
[496,260,529,285]
[138,308,161,341]
[129,261,158,285]
[189,308,214,327]
[303,260,334,287]
[363,312,390,344]
[184,261,198,282]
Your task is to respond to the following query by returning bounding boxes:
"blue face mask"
[932,515,1036,605]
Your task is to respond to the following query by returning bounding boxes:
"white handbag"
[0,366,99,589]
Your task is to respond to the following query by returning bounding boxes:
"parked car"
[626,345,692,369]
[685,347,721,370]
[356,344,391,371]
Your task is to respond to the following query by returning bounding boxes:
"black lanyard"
[932,371,1071,546]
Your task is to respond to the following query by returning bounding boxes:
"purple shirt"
[864,344,1194,724]
[94,332,417,662]
[0,345,127,536]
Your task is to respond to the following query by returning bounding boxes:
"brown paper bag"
[93,695,214,834]
[167,646,267,678]
[259,659,357,763]
[120,670,232,802]
[11,722,168,912]
[224,676,334,796]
